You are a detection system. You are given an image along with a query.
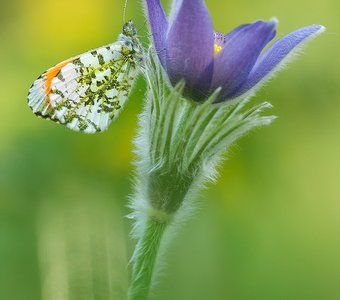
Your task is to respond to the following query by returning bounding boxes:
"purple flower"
[145,0,325,103]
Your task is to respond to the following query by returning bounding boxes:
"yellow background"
[0,0,339,299]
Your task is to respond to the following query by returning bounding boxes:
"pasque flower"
[145,0,325,102]
[127,2,325,299]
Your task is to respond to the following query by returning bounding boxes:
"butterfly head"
[122,20,137,37]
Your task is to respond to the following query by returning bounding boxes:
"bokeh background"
[1,0,339,299]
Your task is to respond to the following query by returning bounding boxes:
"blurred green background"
[0,0,339,299]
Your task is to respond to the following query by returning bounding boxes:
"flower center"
[214,44,222,55]
[213,32,224,56]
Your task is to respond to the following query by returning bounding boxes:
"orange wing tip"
[45,57,75,96]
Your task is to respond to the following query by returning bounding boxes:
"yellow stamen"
[214,44,222,55]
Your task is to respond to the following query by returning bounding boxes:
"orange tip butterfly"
[28,21,143,133]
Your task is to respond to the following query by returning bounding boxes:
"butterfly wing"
[28,42,139,133]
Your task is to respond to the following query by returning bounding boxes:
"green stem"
[128,217,167,300]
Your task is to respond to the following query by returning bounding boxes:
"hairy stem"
[128,217,167,300]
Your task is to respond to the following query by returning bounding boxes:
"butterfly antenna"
[123,0,128,24]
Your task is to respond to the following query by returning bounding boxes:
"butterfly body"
[28,21,143,133]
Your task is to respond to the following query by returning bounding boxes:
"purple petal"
[144,0,168,67]
[228,25,326,99]
[224,23,250,42]
[211,19,277,102]
[166,0,214,97]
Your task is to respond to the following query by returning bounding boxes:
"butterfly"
[28,21,143,133]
